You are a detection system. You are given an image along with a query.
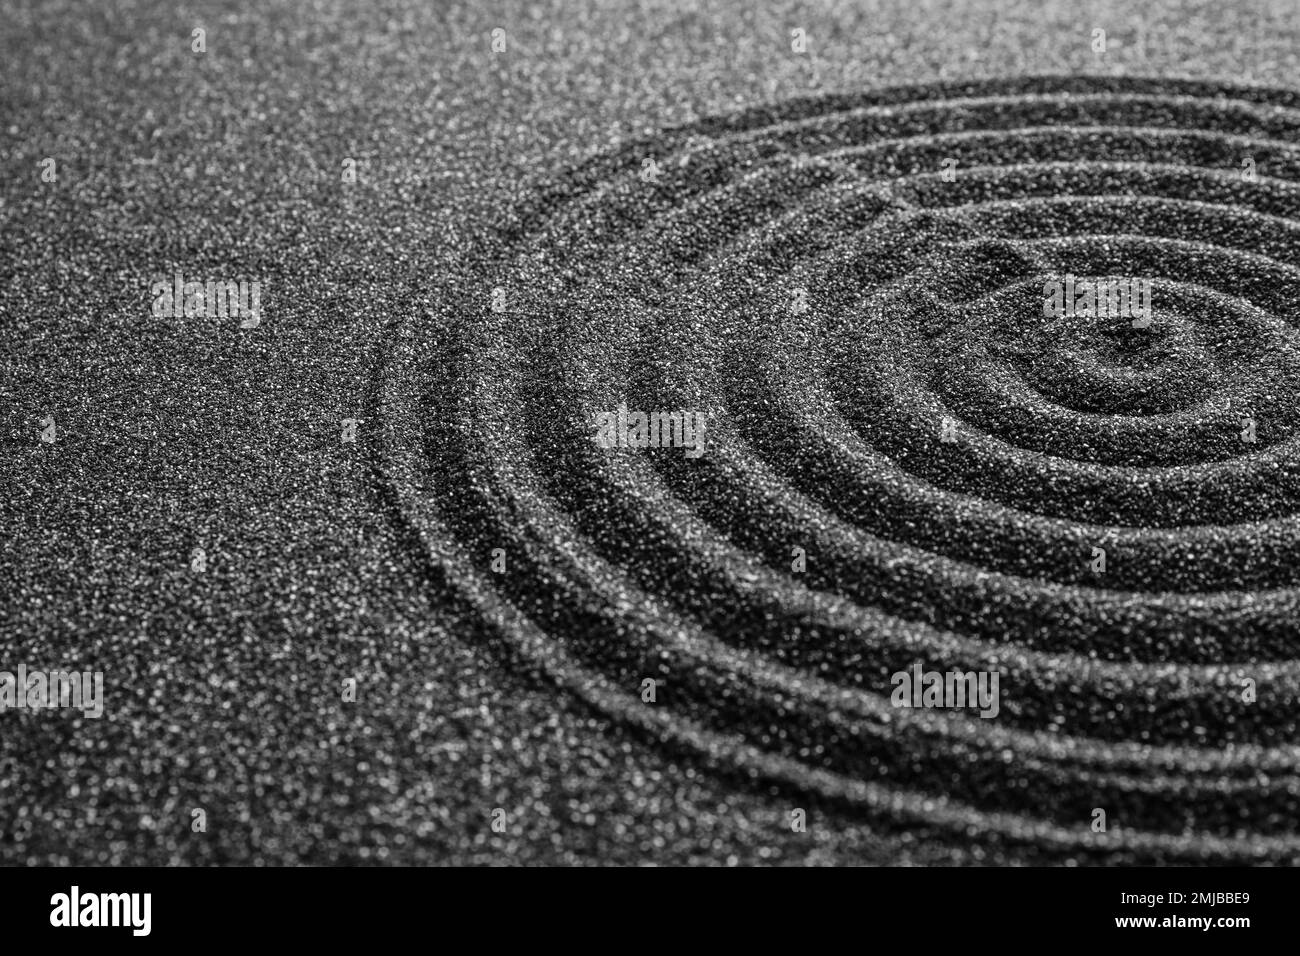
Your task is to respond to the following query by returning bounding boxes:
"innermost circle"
[1013,307,1215,416]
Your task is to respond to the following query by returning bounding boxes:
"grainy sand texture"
[3,1,1300,865]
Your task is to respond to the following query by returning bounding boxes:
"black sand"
[4,2,1300,866]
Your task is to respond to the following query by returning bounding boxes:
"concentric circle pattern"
[380,77,1300,862]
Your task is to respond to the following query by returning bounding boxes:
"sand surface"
[3,1,1300,864]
